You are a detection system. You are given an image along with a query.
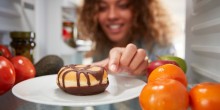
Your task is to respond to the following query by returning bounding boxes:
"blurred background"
[0,0,186,65]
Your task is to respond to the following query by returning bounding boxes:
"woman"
[77,0,175,109]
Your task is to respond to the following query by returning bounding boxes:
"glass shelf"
[0,7,19,18]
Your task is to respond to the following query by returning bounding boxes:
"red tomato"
[0,44,12,59]
[10,56,36,84]
[0,56,16,95]
[189,82,220,110]
[139,79,189,110]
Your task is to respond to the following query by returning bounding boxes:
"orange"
[148,64,187,87]
[189,82,220,110]
[139,79,189,110]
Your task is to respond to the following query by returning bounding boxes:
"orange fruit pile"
[139,64,220,110]
[139,64,189,110]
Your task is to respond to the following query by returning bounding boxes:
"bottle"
[10,31,36,63]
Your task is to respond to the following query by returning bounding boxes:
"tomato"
[0,56,16,95]
[0,44,12,59]
[189,82,220,110]
[10,56,36,84]
[139,79,189,110]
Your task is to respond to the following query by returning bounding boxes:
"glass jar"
[62,21,77,48]
[10,31,36,63]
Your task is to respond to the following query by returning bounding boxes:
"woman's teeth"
[109,25,121,29]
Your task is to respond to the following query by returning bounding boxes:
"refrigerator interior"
[186,0,220,84]
[0,0,220,109]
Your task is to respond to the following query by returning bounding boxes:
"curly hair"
[77,0,174,55]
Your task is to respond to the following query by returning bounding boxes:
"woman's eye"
[118,3,129,9]
[99,5,107,12]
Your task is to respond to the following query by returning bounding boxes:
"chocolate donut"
[57,64,109,95]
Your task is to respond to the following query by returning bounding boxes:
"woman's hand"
[93,44,148,75]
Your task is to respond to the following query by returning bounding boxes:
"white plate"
[12,74,146,107]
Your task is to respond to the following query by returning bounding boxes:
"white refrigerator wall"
[0,0,35,32]
[186,0,220,83]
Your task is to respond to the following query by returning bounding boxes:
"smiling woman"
[77,0,175,62]
[77,0,176,109]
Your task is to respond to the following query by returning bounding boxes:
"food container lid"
[10,31,35,39]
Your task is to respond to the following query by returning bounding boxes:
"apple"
[159,55,187,73]
[147,60,179,77]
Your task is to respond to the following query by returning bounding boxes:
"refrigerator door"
[186,0,220,84]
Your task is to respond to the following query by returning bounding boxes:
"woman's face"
[98,0,133,44]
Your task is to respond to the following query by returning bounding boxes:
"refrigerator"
[0,0,220,109]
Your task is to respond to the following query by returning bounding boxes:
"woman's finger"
[108,47,124,72]
[132,59,148,75]
[120,44,137,67]
[129,49,146,71]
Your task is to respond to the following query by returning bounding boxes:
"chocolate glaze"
[64,83,108,95]
[57,64,109,95]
